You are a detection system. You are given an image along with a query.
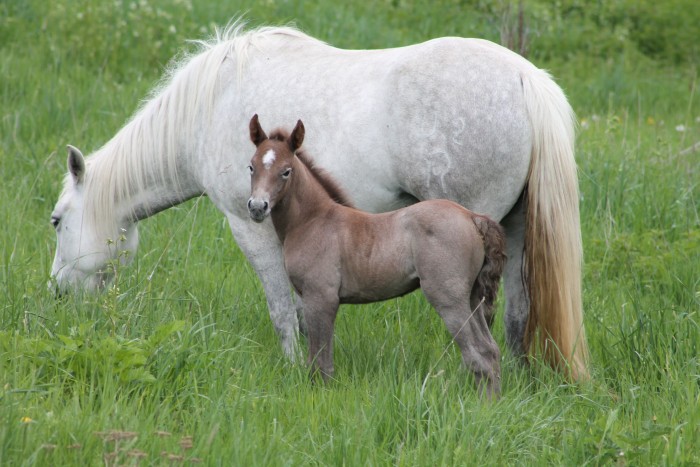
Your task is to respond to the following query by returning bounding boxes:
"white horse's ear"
[289,119,305,153]
[67,144,85,184]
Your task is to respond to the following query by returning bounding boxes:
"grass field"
[1,1,698,465]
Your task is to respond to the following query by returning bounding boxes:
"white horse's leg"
[500,195,529,359]
[226,214,301,361]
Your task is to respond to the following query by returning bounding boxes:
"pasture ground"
[1,1,698,465]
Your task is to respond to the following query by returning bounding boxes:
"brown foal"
[246,115,507,398]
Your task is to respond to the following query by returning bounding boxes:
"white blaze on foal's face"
[262,149,276,169]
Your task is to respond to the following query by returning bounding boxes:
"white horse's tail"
[520,68,590,381]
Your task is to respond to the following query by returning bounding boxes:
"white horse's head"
[50,145,139,294]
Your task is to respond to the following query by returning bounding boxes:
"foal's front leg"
[301,293,339,382]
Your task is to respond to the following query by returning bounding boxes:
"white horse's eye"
[247,165,254,175]
[281,168,292,179]
[50,217,60,229]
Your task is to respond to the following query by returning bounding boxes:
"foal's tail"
[472,215,507,313]
[520,67,590,381]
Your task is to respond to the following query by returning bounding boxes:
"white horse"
[49,23,589,380]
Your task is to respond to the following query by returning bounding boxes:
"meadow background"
[1,0,698,464]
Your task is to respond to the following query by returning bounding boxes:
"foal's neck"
[271,157,337,242]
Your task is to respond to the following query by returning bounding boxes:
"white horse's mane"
[71,20,318,237]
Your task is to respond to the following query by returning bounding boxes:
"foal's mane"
[268,129,354,208]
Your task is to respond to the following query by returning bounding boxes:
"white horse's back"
[204,33,533,218]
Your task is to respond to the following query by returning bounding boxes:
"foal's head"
[247,114,305,222]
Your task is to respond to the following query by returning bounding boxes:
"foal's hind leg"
[422,279,501,399]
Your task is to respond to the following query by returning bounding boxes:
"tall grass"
[1,0,698,465]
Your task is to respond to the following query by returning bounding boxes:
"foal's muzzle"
[248,198,270,223]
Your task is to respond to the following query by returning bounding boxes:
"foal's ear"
[249,114,268,146]
[289,119,305,153]
[66,144,85,184]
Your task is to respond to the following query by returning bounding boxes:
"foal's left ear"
[289,119,305,153]
[249,114,268,147]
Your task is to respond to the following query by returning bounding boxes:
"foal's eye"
[247,165,254,175]
[50,217,60,229]
[281,168,292,179]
